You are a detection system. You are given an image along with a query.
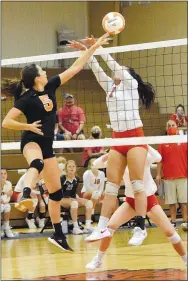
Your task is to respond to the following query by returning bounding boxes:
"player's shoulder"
[4,180,12,187]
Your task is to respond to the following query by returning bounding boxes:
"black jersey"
[14,76,61,138]
[60,175,79,198]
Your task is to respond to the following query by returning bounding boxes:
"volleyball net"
[1,38,187,152]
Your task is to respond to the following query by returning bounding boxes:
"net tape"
[2,38,187,66]
[1,38,187,150]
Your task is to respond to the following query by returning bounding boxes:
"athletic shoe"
[48,233,73,252]
[84,227,111,242]
[36,217,45,228]
[181,222,188,231]
[15,198,34,212]
[128,227,147,246]
[1,230,5,239]
[85,256,102,271]
[4,227,15,238]
[171,221,177,228]
[25,218,37,229]
[72,227,83,235]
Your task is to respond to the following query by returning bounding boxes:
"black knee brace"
[29,159,44,173]
[49,189,63,202]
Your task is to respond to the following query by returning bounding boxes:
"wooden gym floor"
[2,226,187,280]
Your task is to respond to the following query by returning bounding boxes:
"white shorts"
[164,178,187,204]
[1,203,11,213]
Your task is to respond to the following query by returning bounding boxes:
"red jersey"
[158,142,187,179]
[58,105,85,134]
[170,114,188,127]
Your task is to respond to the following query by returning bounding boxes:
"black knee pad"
[49,189,63,202]
[29,159,44,173]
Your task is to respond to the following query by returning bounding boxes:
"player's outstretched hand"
[81,35,97,46]
[93,33,109,48]
[67,40,87,51]
[28,120,44,136]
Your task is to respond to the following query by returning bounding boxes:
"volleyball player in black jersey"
[2,33,109,251]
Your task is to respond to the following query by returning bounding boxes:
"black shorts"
[21,133,55,160]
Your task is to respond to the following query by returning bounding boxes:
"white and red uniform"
[81,169,105,196]
[93,146,161,211]
[88,53,147,155]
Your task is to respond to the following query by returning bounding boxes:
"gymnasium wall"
[2,1,88,58]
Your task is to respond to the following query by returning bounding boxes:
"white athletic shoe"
[181,222,188,231]
[128,227,147,246]
[1,230,5,239]
[4,227,15,238]
[36,217,45,228]
[85,256,102,271]
[72,227,83,235]
[84,227,111,242]
[25,218,37,229]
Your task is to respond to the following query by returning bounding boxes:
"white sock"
[85,220,91,229]
[3,221,9,229]
[73,221,79,228]
[97,250,105,260]
[181,253,187,265]
[98,216,109,229]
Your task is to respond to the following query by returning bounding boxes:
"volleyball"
[102,12,125,35]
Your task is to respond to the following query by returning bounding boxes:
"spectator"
[57,156,67,175]
[60,160,93,235]
[81,159,105,215]
[156,120,187,230]
[58,93,86,140]
[83,126,105,168]
[13,173,48,228]
[170,104,188,129]
[1,168,15,238]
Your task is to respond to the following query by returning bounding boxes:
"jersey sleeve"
[45,76,61,93]
[83,171,91,191]
[87,56,114,93]
[100,53,138,89]
[148,145,162,164]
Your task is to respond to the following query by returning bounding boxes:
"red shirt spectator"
[170,104,188,127]
[158,142,187,179]
[58,94,86,139]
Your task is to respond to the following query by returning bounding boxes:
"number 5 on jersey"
[39,95,53,112]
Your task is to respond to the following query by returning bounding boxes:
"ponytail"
[129,68,156,109]
[13,80,24,101]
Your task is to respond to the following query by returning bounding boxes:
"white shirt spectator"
[1,180,12,202]
[81,170,105,196]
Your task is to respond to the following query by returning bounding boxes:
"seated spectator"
[156,120,187,230]
[170,104,188,129]
[57,156,67,175]
[60,160,93,235]
[1,169,15,238]
[13,173,49,229]
[81,159,105,215]
[83,126,105,168]
[58,93,86,140]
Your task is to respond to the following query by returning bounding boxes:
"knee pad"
[91,190,100,200]
[49,189,63,202]
[168,231,181,244]
[32,198,38,208]
[71,200,78,209]
[4,204,11,213]
[85,200,93,209]
[105,182,119,196]
[131,180,144,193]
[29,159,44,174]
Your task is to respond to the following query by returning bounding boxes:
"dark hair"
[129,67,155,109]
[1,64,39,101]
[175,104,185,112]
